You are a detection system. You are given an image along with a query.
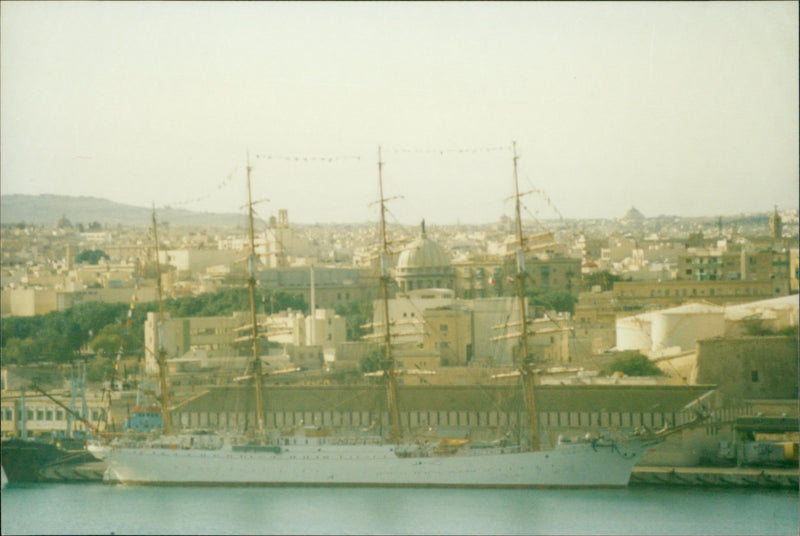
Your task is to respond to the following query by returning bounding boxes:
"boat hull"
[1,438,100,483]
[99,440,656,488]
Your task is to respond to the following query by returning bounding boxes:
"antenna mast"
[246,153,265,433]
[512,142,539,451]
[378,145,401,445]
[152,204,171,435]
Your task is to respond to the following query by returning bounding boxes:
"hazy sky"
[1,2,797,225]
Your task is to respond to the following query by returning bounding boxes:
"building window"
[440,325,448,335]
[751,370,759,382]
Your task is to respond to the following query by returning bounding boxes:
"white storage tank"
[652,303,724,352]
[616,312,655,351]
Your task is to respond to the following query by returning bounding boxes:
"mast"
[246,153,265,433]
[512,141,540,451]
[151,205,172,435]
[378,145,401,445]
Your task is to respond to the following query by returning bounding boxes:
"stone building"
[258,266,376,309]
[166,383,733,466]
[696,336,798,400]
[613,279,783,310]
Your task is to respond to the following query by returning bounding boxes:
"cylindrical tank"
[616,313,653,351]
[652,304,724,351]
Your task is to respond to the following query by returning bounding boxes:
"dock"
[631,466,798,489]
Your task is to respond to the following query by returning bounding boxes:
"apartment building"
[678,247,791,291]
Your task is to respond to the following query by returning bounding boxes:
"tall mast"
[246,153,265,433]
[511,141,539,451]
[151,205,171,435]
[378,145,401,445]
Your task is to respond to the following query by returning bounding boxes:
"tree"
[334,300,373,341]
[583,270,625,292]
[1,337,39,365]
[87,355,115,382]
[76,249,109,265]
[359,349,383,374]
[89,324,142,358]
[601,354,663,377]
[525,288,577,315]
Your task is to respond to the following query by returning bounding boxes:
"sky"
[1,1,797,225]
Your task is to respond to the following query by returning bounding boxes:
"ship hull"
[1,439,100,483]
[97,440,656,488]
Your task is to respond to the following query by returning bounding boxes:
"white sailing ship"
[91,145,667,487]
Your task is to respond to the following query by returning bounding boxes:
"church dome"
[394,220,454,293]
[397,234,451,271]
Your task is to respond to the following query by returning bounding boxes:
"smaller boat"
[1,383,103,483]
[1,435,100,483]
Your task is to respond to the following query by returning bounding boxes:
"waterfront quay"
[632,466,798,489]
[30,459,798,490]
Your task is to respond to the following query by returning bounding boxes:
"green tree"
[582,270,625,291]
[601,354,663,377]
[76,249,110,265]
[1,337,40,365]
[525,288,577,315]
[87,355,115,382]
[334,300,373,341]
[359,348,383,374]
[90,323,143,358]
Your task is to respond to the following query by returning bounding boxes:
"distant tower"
[278,209,289,228]
[266,210,290,268]
[769,206,782,239]
[66,244,75,270]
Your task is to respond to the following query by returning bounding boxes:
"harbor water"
[1,483,797,535]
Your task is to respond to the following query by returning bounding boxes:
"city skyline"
[1,2,797,225]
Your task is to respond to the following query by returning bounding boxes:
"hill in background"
[0,194,252,227]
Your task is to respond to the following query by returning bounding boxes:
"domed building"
[394,220,455,293]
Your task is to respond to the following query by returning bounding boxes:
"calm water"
[1,483,797,535]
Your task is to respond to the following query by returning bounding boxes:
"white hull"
[95,440,656,488]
